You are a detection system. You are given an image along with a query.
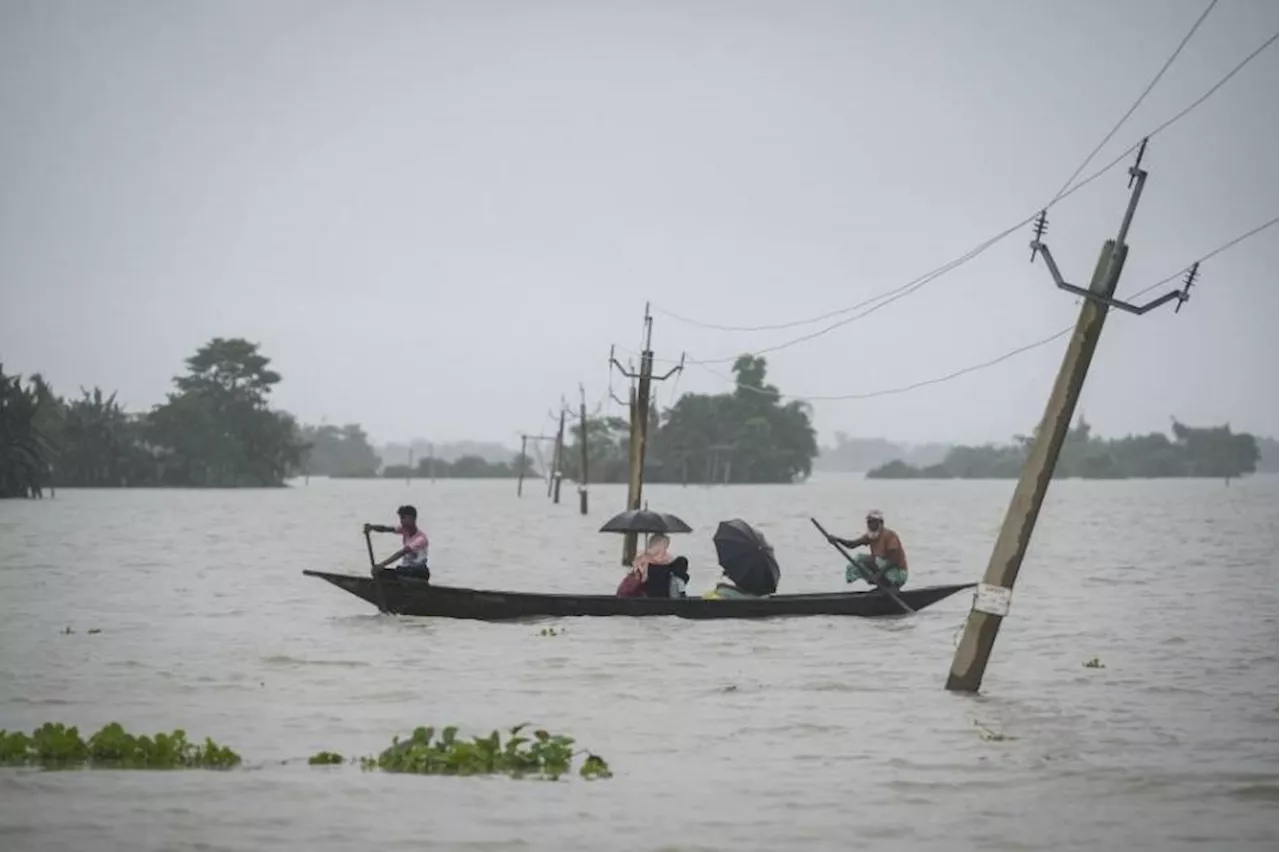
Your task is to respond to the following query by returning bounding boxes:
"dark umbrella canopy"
[712,519,781,595]
[599,508,693,535]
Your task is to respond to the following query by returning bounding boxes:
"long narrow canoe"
[302,569,975,621]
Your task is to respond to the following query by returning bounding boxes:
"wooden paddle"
[810,517,914,615]
[363,526,390,614]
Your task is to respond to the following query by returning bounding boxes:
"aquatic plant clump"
[0,722,241,769]
[360,725,612,780]
[308,751,344,765]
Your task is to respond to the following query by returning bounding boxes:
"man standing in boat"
[364,505,430,580]
[826,509,907,589]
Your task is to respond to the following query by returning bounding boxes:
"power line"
[652,29,1277,341]
[1124,216,1277,300]
[688,216,1277,403]
[1050,0,1220,203]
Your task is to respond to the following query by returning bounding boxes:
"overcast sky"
[1,0,1276,447]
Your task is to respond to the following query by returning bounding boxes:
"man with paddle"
[364,504,430,580]
[823,509,907,589]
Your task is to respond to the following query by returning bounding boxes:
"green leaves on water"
[357,723,611,781]
[0,722,610,780]
[0,722,241,769]
[537,627,566,637]
[579,753,612,779]
[1083,656,1105,669]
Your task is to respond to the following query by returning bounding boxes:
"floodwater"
[0,475,1275,851]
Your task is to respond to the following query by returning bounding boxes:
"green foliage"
[556,415,633,484]
[867,417,1264,480]
[378,453,537,480]
[146,338,304,487]
[307,751,345,765]
[1083,657,1105,669]
[0,722,240,769]
[358,724,611,781]
[1,339,308,496]
[555,356,818,485]
[650,356,818,484]
[0,365,54,498]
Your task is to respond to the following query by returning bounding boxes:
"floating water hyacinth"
[0,722,241,769]
[358,724,611,781]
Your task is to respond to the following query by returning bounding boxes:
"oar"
[810,518,914,615]
[363,527,390,614]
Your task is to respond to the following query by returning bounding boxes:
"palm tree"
[0,365,53,498]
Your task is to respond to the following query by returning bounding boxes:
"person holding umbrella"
[703,519,780,598]
[600,508,694,598]
[629,533,690,598]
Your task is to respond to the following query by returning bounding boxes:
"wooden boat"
[302,569,975,621]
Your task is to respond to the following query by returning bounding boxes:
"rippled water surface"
[0,475,1276,851]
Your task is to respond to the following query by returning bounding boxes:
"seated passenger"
[702,573,760,599]
[631,534,690,598]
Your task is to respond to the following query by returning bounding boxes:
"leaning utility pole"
[946,139,1197,694]
[578,383,590,516]
[609,303,685,565]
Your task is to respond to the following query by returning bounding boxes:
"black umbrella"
[599,508,693,535]
[712,519,780,595]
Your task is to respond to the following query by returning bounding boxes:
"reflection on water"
[0,475,1275,851]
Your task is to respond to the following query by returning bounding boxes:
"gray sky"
[1,0,1276,447]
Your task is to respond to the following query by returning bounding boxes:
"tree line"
[543,355,819,486]
[325,355,820,486]
[866,417,1265,480]
[1,338,306,497]
[0,345,820,497]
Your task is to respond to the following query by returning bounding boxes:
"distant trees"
[552,355,820,485]
[816,433,949,473]
[381,454,536,480]
[1257,437,1279,472]
[300,424,381,478]
[0,338,307,495]
[0,366,53,498]
[145,337,305,487]
[866,417,1264,480]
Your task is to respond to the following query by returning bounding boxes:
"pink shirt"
[395,525,429,566]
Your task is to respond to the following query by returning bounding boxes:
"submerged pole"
[517,435,528,497]
[946,144,1176,693]
[578,383,590,515]
[552,404,566,504]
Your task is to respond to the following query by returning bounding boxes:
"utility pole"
[578,383,590,515]
[518,433,555,498]
[552,400,566,504]
[517,435,527,496]
[406,446,414,487]
[946,139,1197,694]
[609,304,685,565]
